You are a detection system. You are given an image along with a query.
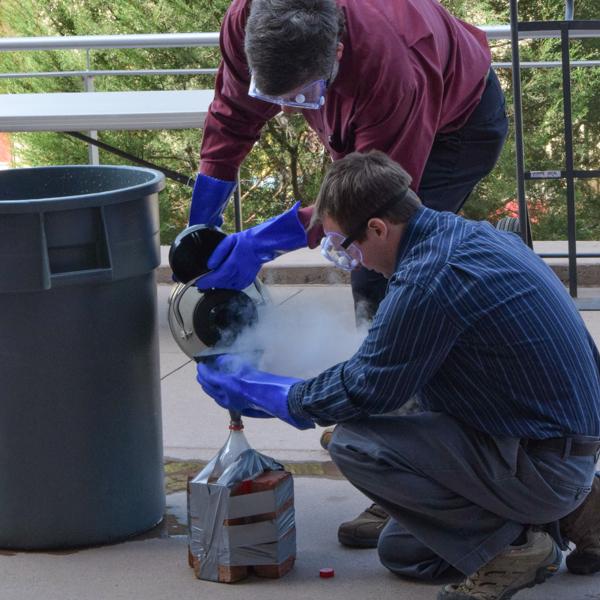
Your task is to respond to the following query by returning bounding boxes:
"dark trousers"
[351,69,509,320]
[329,413,597,578]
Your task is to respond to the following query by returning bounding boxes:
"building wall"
[0,132,11,167]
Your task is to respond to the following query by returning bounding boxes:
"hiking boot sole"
[337,530,380,548]
[320,428,334,451]
[438,544,562,600]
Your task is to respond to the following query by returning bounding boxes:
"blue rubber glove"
[196,201,307,291]
[189,173,236,228]
[197,355,315,430]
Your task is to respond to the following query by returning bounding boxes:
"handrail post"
[83,48,100,165]
[509,0,532,249]
[234,170,243,232]
[565,0,574,21]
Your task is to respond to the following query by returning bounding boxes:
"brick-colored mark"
[253,554,296,578]
[230,470,291,496]
[0,133,11,164]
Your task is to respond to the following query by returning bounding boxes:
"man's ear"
[336,42,344,61]
[367,218,388,239]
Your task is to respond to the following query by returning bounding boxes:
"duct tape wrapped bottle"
[187,434,296,583]
[209,421,251,482]
[171,224,295,582]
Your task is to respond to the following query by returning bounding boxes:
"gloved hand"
[189,173,236,228]
[196,201,308,291]
[197,354,315,430]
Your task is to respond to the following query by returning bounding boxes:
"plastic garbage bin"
[0,165,166,549]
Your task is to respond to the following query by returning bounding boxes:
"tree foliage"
[0,0,599,242]
[459,0,600,240]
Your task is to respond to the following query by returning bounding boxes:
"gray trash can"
[0,165,166,549]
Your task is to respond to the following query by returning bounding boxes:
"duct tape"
[188,447,296,582]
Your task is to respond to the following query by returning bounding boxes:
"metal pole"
[561,23,578,297]
[65,132,195,186]
[84,49,99,165]
[3,28,600,53]
[565,0,574,21]
[0,32,221,52]
[509,0,532,248]
[234,170,243,233]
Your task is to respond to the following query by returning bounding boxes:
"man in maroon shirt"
[187,0,508,549]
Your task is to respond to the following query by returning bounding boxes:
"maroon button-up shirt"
[200,0,491,245]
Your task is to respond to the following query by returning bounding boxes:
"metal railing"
[0,20,596,92]
[0,21,599,54]
[1,25,600,82]
[508,1,599,306]
[0,17,599,296]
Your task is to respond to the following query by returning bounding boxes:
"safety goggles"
[320,232,363,271]
[248,74,327,110]
[320,191,409,271]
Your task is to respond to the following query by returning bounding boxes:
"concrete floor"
[2,282,600,600]
[5,481,599,600]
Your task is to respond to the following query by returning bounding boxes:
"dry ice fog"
[222,293,370,379]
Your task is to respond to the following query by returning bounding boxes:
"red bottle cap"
[319,568,335,578]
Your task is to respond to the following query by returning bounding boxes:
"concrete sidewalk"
[158,241,600,286]
[2,282,600,600]
[3,482,596,600]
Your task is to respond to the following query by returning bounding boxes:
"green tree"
[0,0,328,241]
[1,0,599,241]
[459,0,600,241]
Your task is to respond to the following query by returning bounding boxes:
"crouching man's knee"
[328,424,372,473]
[327,424,346,461]
[327,423,383,494]
[378,521,458,581]
[378,527,420,578]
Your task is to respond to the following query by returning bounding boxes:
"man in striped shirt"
[197,151,600,599]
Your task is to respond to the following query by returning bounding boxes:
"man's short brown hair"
[314,151,421,239]
[245,0,345,96]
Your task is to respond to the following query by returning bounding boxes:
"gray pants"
[329,412,597,579]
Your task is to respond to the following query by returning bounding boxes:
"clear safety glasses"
[320,232,363,271]
[248,74,326,110]
[320,191,410,271]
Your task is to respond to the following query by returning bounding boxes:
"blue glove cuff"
[251,201,308,263]
[197,357,315,430]
[196,201,309,291]
[189,173,236,228]
[283,405,315,430]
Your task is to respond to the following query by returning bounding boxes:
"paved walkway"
[159,241,600,286]
[2,282,599,600]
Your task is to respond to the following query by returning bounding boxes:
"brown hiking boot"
[337,503,390,548]
[320,427,334,450]
[560,474,600,575]
[438,530,561,600]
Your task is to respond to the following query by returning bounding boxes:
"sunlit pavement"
[1,280,599,600]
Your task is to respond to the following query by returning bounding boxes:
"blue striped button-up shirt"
[288,206,600,439]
